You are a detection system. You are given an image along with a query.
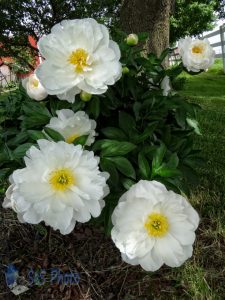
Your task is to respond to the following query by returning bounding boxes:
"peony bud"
[80,91,92,102]
[126,34,139,46]
[122,66,130,74]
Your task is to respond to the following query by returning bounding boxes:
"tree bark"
[120,0,174,57]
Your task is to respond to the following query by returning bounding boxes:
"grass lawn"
[175,59,225,299]
[0,61,225,299]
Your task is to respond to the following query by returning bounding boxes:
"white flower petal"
[178,37,215,72]
[139,248,164,272]
[3,141,109,235]
[22,209,42,224]
[111,180,199,272]
[57,86,81,103]
[46,109,96,146]
[36,18,122,103]
[22,74,48,101]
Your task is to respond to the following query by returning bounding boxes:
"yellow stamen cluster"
[31,79,39,88]
[68,48,89,73]
[144,213,169,237]
[192,46,203,54]
[49,168,75,191]
[65,133,80,144]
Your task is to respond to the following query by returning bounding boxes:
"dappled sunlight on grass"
[175,58,225,299]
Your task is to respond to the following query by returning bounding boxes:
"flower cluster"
[2,18,214,272]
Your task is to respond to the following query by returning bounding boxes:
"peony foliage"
[0,18,213,271]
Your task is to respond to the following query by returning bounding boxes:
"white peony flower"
[3,140,109,234]
[161,76,171,96]
[178,37,215,72]
[111,180,199,271]
[36,18,122,103]
[46,109,96,145]
[22,74,48,101]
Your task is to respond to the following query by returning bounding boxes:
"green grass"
[174,58,225,299]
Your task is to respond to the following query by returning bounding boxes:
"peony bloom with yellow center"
[22,74,48,101]
[35,18,122,103]
[111,180,199,271]
[178,37,215,72]
[46,109,96,146]
[2,140,109,234]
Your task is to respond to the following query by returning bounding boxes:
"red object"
[0,35,41,79]
[0,56,14,66]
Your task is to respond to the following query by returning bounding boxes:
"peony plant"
[0,18,215,271]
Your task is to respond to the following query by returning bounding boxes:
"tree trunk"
[120,0,174,58]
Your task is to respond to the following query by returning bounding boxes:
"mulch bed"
[0,207,186,300]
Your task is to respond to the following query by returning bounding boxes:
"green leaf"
[92,139,116,152]
[119,111,136,135]
[35,224,48,238]
[0,145,13,163]
[21,115,50,128]
[159,48,170,62]
[107,156,136,179]
[22,101,51,117]
[73,135,88,146]
[166,153,179,169]
[133,102,142,120]
[138,32,149,41]
[133,122,158,144]
[175,108,187,128]
[101,127,127,141]
[44,127,65,142]
[186,118,202,135]
[101,141,136,157]
[100,158,119,187]
[103,201,115,236]
[28,130,47,141]
[138,152,150,179]
[13,143,34,159]
[122,178,136,190]
[152,146,181,178]
[152,143,167,171]
[7,131,28,146]
[0,168,10,180]
[87,97,100,119]
[155,164,181,178]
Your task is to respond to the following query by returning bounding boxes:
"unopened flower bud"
[126,34,139,46]
[122,66,130,74]
[80,91,92,102]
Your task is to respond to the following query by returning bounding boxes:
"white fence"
[0,64,17,88]
[169,24,225,73]
[203,24,225,73]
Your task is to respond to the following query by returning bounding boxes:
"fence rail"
[0,65,17,88]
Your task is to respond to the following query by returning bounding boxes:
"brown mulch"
[0,207,186,300]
